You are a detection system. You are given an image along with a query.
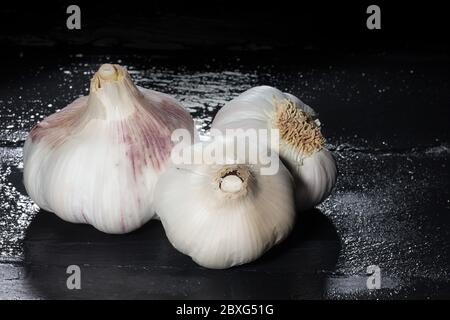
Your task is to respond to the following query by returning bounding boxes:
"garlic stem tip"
[220,174,243,193]
[98,64,118,80]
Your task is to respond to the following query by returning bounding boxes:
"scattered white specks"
[0,53,448,299]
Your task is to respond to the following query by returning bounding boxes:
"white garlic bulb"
[23,64,196,234]
[154,137,296,269]
[211,85,337,211]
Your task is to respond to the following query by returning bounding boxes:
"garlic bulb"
[211,85,337,211]
[154,137,296,269]
[23,64,196,234]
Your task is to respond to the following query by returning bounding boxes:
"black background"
[0,0,449,301]
[0,0,448,54]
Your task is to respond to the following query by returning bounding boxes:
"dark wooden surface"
[0,49,449,299]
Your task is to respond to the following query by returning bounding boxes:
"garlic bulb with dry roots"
[23,64,196,234]
[212,85,337,211]
[154,137,296,269]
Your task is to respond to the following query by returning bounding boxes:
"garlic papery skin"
[211,85,337,211]
[154,137,296,269]
[23,64,197,234]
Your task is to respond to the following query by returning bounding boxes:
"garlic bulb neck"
[90,64,137,95]
[88,64,143,120]
[273,98,325,156]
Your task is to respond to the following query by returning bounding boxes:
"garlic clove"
[211,85,337,211]
[154,138,296,269]
[23,64,197,234]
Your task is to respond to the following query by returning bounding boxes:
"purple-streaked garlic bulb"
[23,64,197,234]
